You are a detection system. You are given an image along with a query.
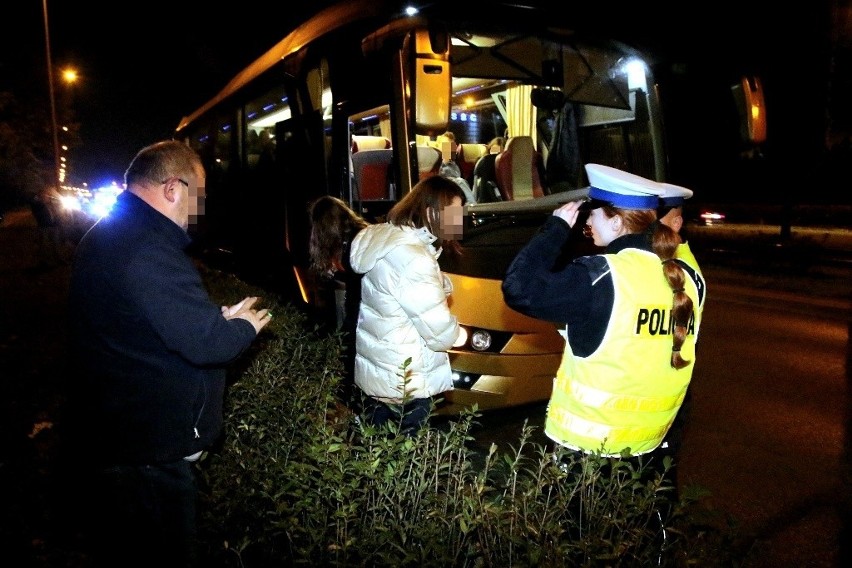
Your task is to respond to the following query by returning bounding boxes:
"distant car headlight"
[59,194,81,212]
[699,211,726,225]
[470,330,492,351]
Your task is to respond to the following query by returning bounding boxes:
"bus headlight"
[470,330,492,351]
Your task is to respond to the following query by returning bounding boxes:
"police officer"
[655,183,707,484]
[659,183,705,290]
[502,164,703,474]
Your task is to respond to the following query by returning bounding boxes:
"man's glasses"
[161,177,204,195]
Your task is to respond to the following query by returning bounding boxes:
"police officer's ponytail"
[651,222,694,369]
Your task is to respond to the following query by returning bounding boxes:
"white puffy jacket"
[349,223,459,402]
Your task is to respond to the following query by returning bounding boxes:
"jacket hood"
[349,223,437,274]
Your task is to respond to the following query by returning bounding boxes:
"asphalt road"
[681,278,849,567]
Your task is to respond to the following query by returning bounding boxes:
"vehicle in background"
[174,0,763,413]
[698,211,727,225]
[58,184,121,220]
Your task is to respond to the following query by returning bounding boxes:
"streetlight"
[41,0,61,190]
[41,0,78,189]
[58,70,77,185]
[62,68,78,85]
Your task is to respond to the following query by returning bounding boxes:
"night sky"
[1,1,335,187]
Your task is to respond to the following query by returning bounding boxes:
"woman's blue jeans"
[364,396,432,437]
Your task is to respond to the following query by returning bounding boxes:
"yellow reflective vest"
[545,248,702,456]
[676,242,706,310]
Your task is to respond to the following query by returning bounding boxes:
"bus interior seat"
[494,136,545,201]
[352,149,394,201]
[416,146,442,180]
[352,135,391,152]
[472,153,501,203]
[457,143,487,185]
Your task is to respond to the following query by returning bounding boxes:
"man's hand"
[222,296,272,334]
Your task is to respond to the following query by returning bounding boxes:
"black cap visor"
[578,198,611,212]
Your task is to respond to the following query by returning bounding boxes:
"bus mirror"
[731,75,767,145]
[428,28,449,54]
[531,87,566,111]
[413,29,450,134]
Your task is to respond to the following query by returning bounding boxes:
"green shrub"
[197,267,738,567]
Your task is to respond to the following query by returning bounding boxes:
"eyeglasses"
[162,177,205,196]
[160,177,189,187]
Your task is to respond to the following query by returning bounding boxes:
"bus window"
[246,85,288,171]
[210,116,234,194]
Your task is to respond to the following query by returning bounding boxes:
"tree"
[0,91,53,209]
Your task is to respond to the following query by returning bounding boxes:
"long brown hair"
[602,206,693,369]
[309,196,369,276]
[388,176,466,254]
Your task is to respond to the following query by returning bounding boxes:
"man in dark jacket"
[68,140,272,567]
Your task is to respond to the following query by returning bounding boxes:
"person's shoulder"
[350,223,406,272]
[575,253,610,277]
[440,161,462,176]
[375,226,428,259]
[354,222,396,244]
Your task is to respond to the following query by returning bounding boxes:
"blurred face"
[438,197,463,240]
[177,168,206,230]
[585,207,623,247]
[186,170,206,229]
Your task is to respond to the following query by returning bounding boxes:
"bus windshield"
[433,30,661,279]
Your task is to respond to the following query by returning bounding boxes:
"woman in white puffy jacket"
[349,176,466,435]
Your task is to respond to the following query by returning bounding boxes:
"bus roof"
[175,0,635,134]
[176,0,389,133]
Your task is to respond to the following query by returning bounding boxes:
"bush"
[197,267,737,567]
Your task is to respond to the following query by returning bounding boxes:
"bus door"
[356,26,452,206]
[273,56,334,306]
[336,43,399,222]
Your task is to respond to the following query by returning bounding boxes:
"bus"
[174,1,760,413]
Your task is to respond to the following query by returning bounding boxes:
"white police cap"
[584,164,664,210]
[659,183,694,207]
